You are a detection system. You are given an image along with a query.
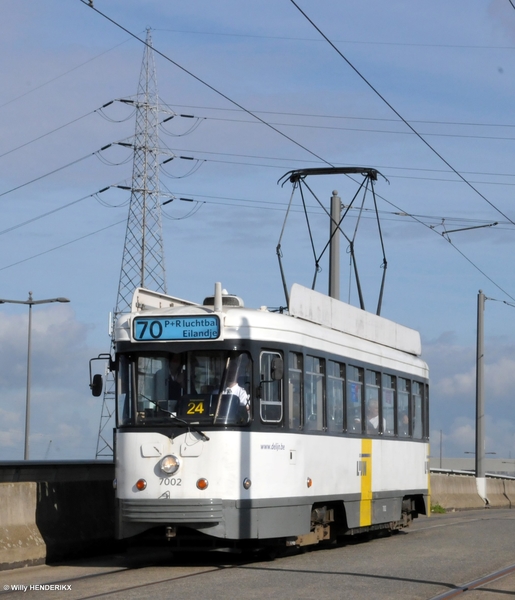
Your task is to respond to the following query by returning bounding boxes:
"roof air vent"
[203,291,244,308]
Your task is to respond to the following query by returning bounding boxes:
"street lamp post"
[0,292,70,459]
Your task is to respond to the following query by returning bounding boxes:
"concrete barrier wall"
[504,480,515,506]
[0,480,117,571]
[431,472,515,510]
[486,478,511,509]
[430,472,486,510]
[0,482,46,570]
[0,462,116,572]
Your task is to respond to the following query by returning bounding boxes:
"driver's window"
[137,356,167,412]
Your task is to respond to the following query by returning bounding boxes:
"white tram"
[95,280,430,548]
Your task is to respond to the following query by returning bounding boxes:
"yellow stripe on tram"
[360,438,373,527]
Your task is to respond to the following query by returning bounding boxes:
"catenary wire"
[288,0,515,227]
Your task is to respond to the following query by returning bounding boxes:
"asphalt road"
[1,509,515,599]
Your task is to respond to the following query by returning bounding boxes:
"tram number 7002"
[160,478,182,486]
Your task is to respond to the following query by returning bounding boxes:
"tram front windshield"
[117,350,252,427]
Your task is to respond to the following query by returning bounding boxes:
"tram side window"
[304,356,324,431]
[412,381,423,439]
[424,384,430,439]
[382,374,396,436]
[327,361,344,432]
[365,370,382,434]
[259,351,283,424]
[288,352,303,429]
[397,377,411,437]
[346,365,363,433]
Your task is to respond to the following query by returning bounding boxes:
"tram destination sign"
[133,315,220,341]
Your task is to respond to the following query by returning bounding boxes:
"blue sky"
[1,0,515,460]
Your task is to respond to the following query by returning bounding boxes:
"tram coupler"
[165,526,177,540]
[286,524,331,547]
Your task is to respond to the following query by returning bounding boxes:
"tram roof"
[288,284,421,357]
[120,285,421,357]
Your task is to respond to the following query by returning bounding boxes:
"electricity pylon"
[95,29,167,458]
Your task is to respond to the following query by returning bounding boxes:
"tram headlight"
[160,454,180,475]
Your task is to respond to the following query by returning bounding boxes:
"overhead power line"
[160,147,515,181]
[203,114,515,143]
[0,109,97,160]
[155,28,515,51]
[78,0,515,223]
[71,1,513,301]
[0,37,133,110]
[167,102,515,131]
[79,0,333,168]
[288,0,515,228]
[1,176,512,300]
[161,150,515,188]
[0,219,125,272]
[0,141,132,201]
[0,152,95,200]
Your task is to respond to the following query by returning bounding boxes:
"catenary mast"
[96,29,167,457]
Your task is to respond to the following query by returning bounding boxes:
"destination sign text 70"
[133,316,220,341]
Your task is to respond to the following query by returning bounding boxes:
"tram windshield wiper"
[141,394,210,442]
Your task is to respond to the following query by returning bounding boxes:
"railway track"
[429,563,515,599]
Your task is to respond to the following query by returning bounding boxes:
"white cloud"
[432,414,515,458]
[0,306,104,460]
[431,352,515,404]
[446,419,476,453]
[425,332,515,457]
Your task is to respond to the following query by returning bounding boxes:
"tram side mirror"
[89,353,112,397]
[271,357,284,380]
[90,373,103,397]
